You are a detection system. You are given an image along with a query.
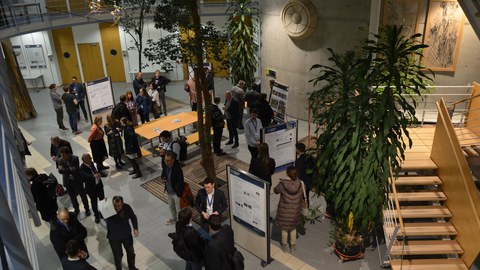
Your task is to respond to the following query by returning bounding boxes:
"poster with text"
[86,77,115,115]
[12,46,26,69]
[262,121,297,171]
[270,81,288,122]
[25,44,47,69]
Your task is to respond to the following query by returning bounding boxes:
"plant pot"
[333,241,364,260]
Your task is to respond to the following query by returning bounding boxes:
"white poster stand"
[262,120,297,172]
[227,166,272,267]
[85,77,115,123]
[269,81,288,123]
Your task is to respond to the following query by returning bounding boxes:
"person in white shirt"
[159,130,181,165]
[148,83,161,119]
[244,108,263,159]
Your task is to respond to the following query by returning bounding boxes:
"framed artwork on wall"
[382,0,422,38]
[423,0,465,72]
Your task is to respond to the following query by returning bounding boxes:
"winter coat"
[104,123,124,158]
[274,178,303,230]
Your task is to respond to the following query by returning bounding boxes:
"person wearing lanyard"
[79,153,105,224]
[194,177,228,231]
[244,108,263,160]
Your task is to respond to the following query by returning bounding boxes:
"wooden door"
[99,23,126,82]
[77,43,105,82]
[52,28,81,85]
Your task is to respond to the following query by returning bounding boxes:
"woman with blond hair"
[87,115,109,171]
[125,90,138,126]
[105,113,125,169]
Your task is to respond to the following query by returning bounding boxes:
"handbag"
[300,181,309,216]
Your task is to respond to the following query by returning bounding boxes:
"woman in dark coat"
[87,116,109,171]
[135,87,152,124]
[120,117,142,179]
[249,143,276,191]
[125,91,138,126]
[274,165,303,254]
[105,113,125,169]
[26,167,58,222]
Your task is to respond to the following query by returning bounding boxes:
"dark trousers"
[88,189,105,218]
[109,236,136,270]
[213,127,223,153]
[226,119,238,144]
[67,111,78,132]
[129,157,141,175]
[55,108,66,129]
[67,184,89,212]
[139,111,150,124]
[248,145,259,159]
[77,100,88,121]
[186,261,203,270]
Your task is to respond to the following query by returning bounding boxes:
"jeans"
[109,236,136,270]
[167,192,181,221]
[281,228,297,246]
[158,90,167,115]
[67,111,78,132]
[139,110,150,124]
[55,107,66,129]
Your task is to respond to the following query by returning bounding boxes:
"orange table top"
[135,112,198,140]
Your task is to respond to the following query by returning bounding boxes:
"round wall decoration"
[280,0,317,40]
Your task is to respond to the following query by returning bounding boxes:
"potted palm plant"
[309,25,433,260]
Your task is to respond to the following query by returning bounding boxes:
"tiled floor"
[23,80,384,270]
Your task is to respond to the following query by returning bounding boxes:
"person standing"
[211,96,226,156]
[50,207,89,259]
[79,153,105,224]
[224,91,239,148]
[50,136,73,166]
[231,80,245,129]
[106,196,139,270]
[249,143,276,192]
[194,177,228,231]
[49,83,68,131]
[244,108,263,159]
[162,151,184,225]
[26,168,58,222]
[187,77,197,112]
[113,95,131,122]
[120,117,142,179]
[105,114,125,169]
[61,240,97,270]
[158,130,181,163]
[69,76,88,123]
[151,70,171,115]
[57,147,90,216]
[204,214,235,270]
[175,207,204,270]
[132,72,146,97]
[295,143,314,206]
[148,83,161,119]
[206,67,215,96]
[87,116,109,172]
[136,88,151,124]
[125,91,138,126]
[62,86,82,135]
[251,93,274,128]
[273,166,303,254]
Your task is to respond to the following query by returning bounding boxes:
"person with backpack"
[204,214,238,270]
[159,130,183,165]
[171,207,204,270]
[26,167,58,222]
[295,143,315,206]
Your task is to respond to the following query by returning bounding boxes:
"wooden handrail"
[388,164,405,235]
[450,92,480,107]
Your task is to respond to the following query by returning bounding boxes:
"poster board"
[227,166,271,265]
[269,81,288,123]
[262,121,297,172]
[85,77,115,123]
[24,44,47,69]
[12,46,26,69]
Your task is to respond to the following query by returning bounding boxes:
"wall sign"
[25,44,47,69]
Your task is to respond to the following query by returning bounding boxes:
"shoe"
[232,144,239,148]
[298,227,306,235]
[74,210,80,216]
[85,209,91,216]
[85,119,89,123]
[225,141,233,145]
[115,164,123,170]
[95,217,100,223]
[132,174,142,179]
[60,127,69,131]
[165,218,176,225]
[216,152,227,156]
[119,161,126,166]
[98,164,110,170]
[290,244,296,255]
[128,170,136,175]
[73,130,83,135]
[281,244,288,253]
[100,172,108,177]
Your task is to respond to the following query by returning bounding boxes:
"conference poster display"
[262,121,297,172]
[25,44,47,69]
[227,166,271,265]
[85,77,115,124]
[270,81,288,122]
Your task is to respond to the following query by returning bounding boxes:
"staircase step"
[389,222,457,236]
[385,205,452,219]
[391,240,463,255]
[390,259,468,270]
[401,159,438,171]
[395,176,442,186]
[393,191,447,202]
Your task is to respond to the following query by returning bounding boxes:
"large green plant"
[226,0,258,89]
[309,26,433,236]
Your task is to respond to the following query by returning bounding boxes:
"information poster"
[25,44,47,69]
[270,81,288,122]
[12,46,26,69]
[262,121,297,171]
[85,77,115,114]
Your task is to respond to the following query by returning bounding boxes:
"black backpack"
[168,230,193,261]
[229,247,245,270]
[173,136,188,161]
[42,178,58,200]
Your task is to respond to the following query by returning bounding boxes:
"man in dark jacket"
[79,153,105,223]
[251,93,274,128]
[57,146,90,216]
[26,167,58,222]
[162,151,184,225]
[224,91,239,148]
[195,177,228,231]
[151,70,171,115]
[61,240,97,270]
[132,72,146,96]
[50,136,73,166]
[69,76,88,122]
[175,207,204,270]
[106,196,139,270]
[211,96,226,156]
[204,214,235,270]
[50,207,89,259]
[113,95,131,121]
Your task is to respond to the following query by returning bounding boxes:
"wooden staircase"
[386,157,469,270]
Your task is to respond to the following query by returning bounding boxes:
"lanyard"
[206,193,214,207]
[251,119,257,132]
